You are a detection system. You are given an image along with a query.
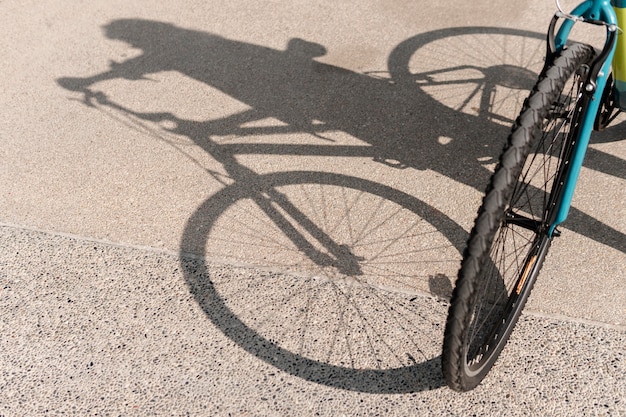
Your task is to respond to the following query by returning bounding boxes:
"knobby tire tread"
[442,43,595,392]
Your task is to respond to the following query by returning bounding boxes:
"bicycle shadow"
[58,20,515,191]
[56,20,626,393]
[181,171,464,393]
[387,27,626,254]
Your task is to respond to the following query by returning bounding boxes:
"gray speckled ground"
[1,0,625,414]
[1,225,624,416]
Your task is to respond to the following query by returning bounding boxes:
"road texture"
[1,0,624,415]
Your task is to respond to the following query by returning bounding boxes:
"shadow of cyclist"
[58,19,509,191]
[58,19,625,255]
[56,19,626,392]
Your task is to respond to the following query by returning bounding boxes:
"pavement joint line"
[2,220,624,332]
[523,310,626,331]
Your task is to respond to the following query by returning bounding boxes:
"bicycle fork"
[253,187,366,277]
[544,0,619,236]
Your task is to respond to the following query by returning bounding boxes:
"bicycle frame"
[545,0,624,235]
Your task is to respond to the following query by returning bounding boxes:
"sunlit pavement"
[1,0,624,415]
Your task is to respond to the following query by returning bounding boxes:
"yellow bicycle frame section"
[613,2,626,109]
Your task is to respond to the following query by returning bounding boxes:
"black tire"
[442,42,596,392]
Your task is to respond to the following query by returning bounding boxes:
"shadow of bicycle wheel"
[180,171,468,393]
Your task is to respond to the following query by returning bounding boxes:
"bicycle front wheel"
[442,42,596,391]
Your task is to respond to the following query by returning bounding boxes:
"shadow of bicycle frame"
[56,22,626,393]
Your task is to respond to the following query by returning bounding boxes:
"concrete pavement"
[1,0,625,415]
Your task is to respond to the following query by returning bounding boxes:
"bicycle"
[442,0,626,391]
